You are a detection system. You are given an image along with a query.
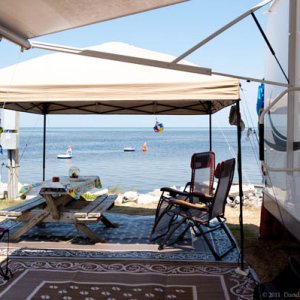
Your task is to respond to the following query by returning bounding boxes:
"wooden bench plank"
[88,195,116,218]
[0,195,46,217]
[10,210,50,242]
[74,195,116,219]
[74,194,108,217]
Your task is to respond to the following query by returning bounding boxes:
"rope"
[251,12,289,83]
[240,87,263,180]
[215,118,252,184]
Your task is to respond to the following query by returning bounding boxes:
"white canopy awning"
[0,42,240,115]
[0,0,186,48]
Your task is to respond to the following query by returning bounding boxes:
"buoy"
[142,142,147,152]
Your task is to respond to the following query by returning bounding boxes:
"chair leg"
[150,202,178,241]
[195,220,236,261]
[218,221,237,256]
[172,223,191,244]
[196,225,222,260]
[150,195,169,236]
[158,218,189,250]
[150,210,178,242]
[0,229,12,280]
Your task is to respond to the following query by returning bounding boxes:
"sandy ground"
[114,200,261,227]
[226,204,261,227]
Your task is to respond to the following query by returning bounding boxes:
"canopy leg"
[236,100,244,270]
[43,113,47,181]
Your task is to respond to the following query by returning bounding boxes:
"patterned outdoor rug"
[0,213,240,262]
[0,258,256,300]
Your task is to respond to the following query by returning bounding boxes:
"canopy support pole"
[209,110,212,151]
[30,41,211,76]
[30,41,289,88]
[42,106,48,181]
[236,100,244,270]
[172,0,272,63]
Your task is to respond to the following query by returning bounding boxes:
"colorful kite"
[153,121,164,133]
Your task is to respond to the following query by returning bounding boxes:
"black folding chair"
[150,151,215,242]
[157,158,236,260]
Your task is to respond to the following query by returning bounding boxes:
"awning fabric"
[0,0,186,47]
[0,42,240,115]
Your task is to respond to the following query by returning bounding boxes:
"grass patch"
[228,222,300,282]
[110,205,156,216]
[228,223,259,239]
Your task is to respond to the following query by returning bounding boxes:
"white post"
[2,110,19,200]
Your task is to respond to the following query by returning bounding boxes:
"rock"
[137,194,157,205]
[122,191,139,203]
[229,183,255,198]
[148,189,162,198]
[115,194,124,205]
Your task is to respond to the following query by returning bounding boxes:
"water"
[0,127,261,193]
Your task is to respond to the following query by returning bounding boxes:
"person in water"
[66,145,73,156]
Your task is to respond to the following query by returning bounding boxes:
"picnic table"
[0,176,117,242]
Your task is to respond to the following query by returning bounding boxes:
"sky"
[0,0,269,128]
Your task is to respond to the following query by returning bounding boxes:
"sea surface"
[0,127,261,193]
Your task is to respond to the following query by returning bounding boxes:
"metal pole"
[30,41,289,88]
[172,0,272,63]
[236,101,244,270]
[43,113,46,181]
[209,114,212,151]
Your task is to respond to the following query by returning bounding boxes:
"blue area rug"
[1,213,240,263]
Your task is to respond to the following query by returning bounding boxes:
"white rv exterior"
[263,0,300,240]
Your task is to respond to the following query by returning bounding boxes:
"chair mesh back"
[210,158,235,219]
[190,152,215,196]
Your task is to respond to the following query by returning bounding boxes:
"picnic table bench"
[0,176,118,243]
[0,195,46,219]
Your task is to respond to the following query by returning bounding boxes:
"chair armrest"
[160,187,189,198]
[173,199,208,211]
[188,192,213,203]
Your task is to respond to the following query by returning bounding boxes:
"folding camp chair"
[157,158,236,260]
[150,151,215,241]
[0,227,12,280]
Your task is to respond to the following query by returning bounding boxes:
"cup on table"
[52,176,60,182]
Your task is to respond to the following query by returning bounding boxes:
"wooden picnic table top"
[39,176,102,200]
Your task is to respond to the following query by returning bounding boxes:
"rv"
[260,0,300,241]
